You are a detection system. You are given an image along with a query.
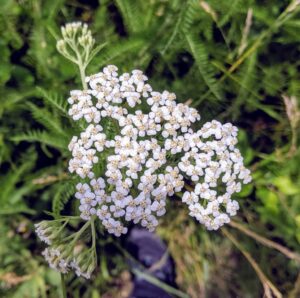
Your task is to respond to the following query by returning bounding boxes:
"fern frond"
[29,23,51,77]
[27,102,67,137]
[52,181,76,217]
[237,53,257,102]
[217,0,244,27]
[91,39,144,69]
[0,89,37,118]
[115,0,144,34]
[37,87,69,115]
[161,2,188,55]
[43,0,65,20]
[0,148,36,201]
[11,130,69,151]
[0,206,35,215]
[181,0,199,34]
[185,34,220,100]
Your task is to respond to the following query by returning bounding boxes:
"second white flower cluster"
[67,65,251,236]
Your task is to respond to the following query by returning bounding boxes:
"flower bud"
[56,40,66,53]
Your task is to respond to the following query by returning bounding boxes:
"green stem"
[74,47,87,90]
[91,216,97,263]
[62,220,91,243]
[65,37,87,90]
[60,216,81,220]
[79,63,87,90]
[114,241,147,270]
[71,220,91,244]
[60,273,67,298]
[132,268,190,298]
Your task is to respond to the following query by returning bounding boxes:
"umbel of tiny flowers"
[35,217,97,279]
[36,22,252,281]
[67,64,252,235]
[56,22,106,89]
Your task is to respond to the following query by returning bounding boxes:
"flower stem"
[75,49,87,90]
[71,220,91,244]
[79,63,87,90]
[91,216,97,263]
[60,273,67,298]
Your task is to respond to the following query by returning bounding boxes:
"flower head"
[67,65,251,235]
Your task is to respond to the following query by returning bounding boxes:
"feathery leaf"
[52,181,76,217]
[185,33,220,100]
[11,130,69,151]
[37,87,69,115]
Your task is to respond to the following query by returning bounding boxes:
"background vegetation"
[1,0,300,297]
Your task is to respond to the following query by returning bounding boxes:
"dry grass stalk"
[229,220,300,263]
[238,8,253,56]
[32,173,68,185]
[222,228,282,298]
[0,272,31,287]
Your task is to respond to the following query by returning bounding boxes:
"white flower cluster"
[35,220,96,278]
[35,222,53,245]
[57,22,94,56]
[67,65,251,235]
[42,246,93,278]
[42,247,69,274]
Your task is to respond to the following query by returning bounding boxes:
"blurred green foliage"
[0,0,300,297]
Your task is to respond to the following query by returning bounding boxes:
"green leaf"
[11,130,69,151]
[27,102,68,137]
[185,34,220,100]
[115,0,144,34]
[272,176,299,195]
[256,188,280,215]
[91,38,144,70]
[86,42,108,65]
[52,181,76,217]
[0,206,36,215]
[36,87,69,115]
[0,148,36,201]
